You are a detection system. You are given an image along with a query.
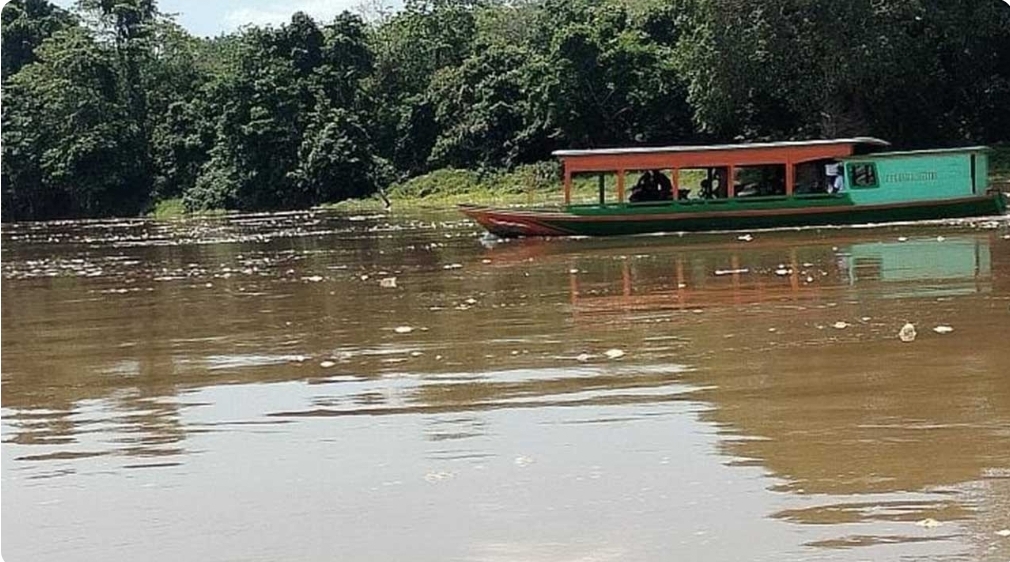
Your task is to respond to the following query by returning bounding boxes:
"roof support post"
[598,173,605,206]
[786,161,795,196]
[727,165,736,198]
[564,168,572,206]
[672,168,680,200]
[617,170,626,203]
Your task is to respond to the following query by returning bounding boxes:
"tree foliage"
[2,0,1009,221]
[1,0,76,81]
[2,26,148,219]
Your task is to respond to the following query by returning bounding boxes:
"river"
[2,211,1009,562]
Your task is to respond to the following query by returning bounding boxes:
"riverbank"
[150,162,572,218]
[147,145,1010,219]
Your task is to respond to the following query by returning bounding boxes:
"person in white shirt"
[825,163,843,193]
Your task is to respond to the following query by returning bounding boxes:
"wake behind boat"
[460,138,1007,238]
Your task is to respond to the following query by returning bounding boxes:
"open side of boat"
[460,139,1007,238]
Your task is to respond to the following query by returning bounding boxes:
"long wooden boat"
[460,138,1007,237]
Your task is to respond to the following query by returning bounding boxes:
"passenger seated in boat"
[700,179,715,199]
[825,162,843,194]
[653,170,673,200]
[831,173,845,193]
[629,171,655,202]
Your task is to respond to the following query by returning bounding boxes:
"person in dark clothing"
[653,170,673,200]
[630,170,655,202]
[700,178,715,199]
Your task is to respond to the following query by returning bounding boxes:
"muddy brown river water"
[2,211,1010,562]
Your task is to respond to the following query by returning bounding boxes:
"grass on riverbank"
[324,163,573,212]
[151,146,1010,219]
[149,198,186,219]
[148,198,230,219]
[323,163,694,212]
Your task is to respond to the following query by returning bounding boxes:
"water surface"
[3,211,1010,561]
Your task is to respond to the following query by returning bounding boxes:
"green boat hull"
[460,193,1007,238]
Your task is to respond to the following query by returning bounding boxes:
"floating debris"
[936,235,946,242]
[514,456,534,467]
[379,277,398,288]
[443,263,463,270]
[424,470,456,483]
[916,518,942,528]
[996,529,1010,537]
[899,322,917,342]
[832,321,849,329]
[898,236,909,242]
[604,349,625,359]
[394,326,414,334]
[464,298,477,305]
[737,234,753,242]
[933,325,954,334]
[569,268,580,274]
[775,268,791,276]
[715,268,749,276]
[576,353,591,362]
[319,360,336,369]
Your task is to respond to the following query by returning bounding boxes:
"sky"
[49,0,396,37]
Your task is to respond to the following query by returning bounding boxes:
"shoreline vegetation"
[3,0,1010,223]
[144,144,1010,220]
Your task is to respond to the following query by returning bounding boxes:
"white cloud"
[223,0,362,31]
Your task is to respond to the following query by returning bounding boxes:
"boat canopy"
[553,138,890,173]
[552,137,891,203]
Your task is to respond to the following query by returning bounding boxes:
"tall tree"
[2,26,149,219]
[546,1,693,148]
[427,45,554,169]
[1,0,76,81]
[675,0,1010,146]
[145,21,214,200]
[367,0,479,175]
[184,11,379,211]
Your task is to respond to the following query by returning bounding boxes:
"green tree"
[427,45,554,169]
[675,0,1010,146]
[145,21,215,199]
[367,0,478,175]
[546,1,693,147]
[1,0,76,81]
[2,26,149,219]
[185,11,378,211]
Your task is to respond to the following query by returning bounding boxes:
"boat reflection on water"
[558,233,996,315]
[486,229,1010,558]
[840,235,991,297]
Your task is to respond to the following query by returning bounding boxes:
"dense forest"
[2,0,1009,221]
